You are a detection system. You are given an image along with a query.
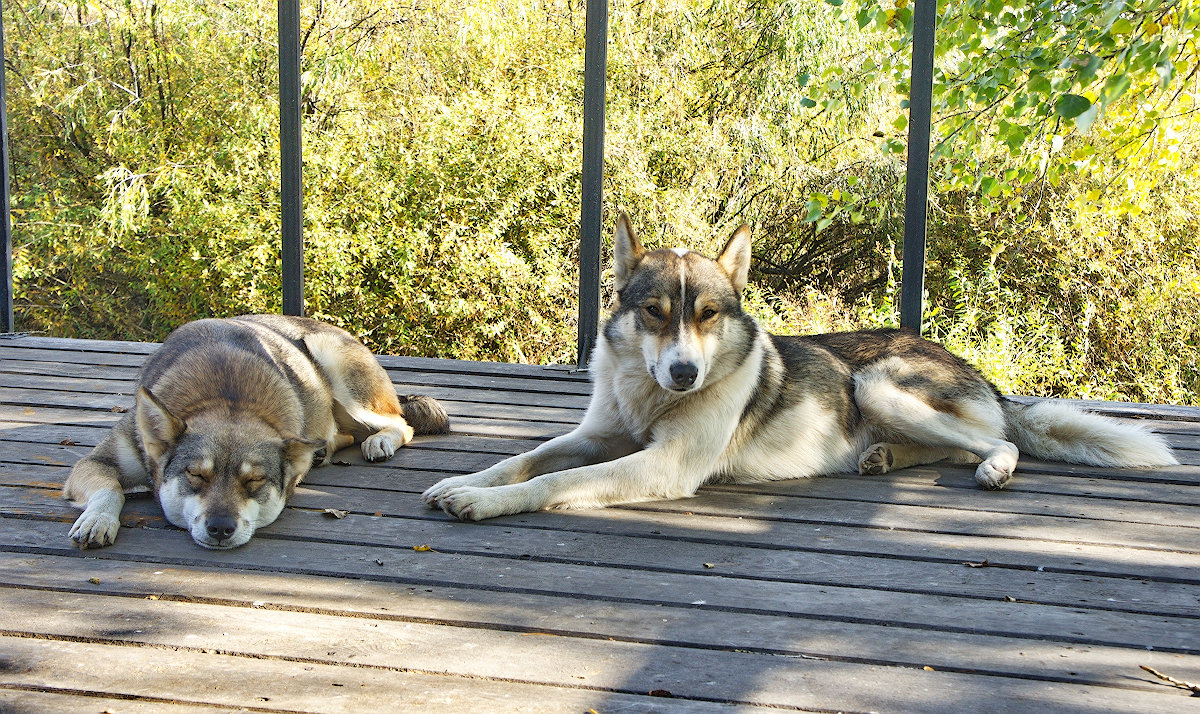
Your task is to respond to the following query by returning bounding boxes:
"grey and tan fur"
[423,213,1177,521]
[65,314,449,549]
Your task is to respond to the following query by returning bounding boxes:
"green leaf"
[1100,74,1131,106]
[1074,103,1100,134]
[1054,93,1092,119]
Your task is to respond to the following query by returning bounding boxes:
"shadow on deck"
[1,334,1199,712]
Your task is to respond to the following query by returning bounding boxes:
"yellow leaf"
[413,544,433,551]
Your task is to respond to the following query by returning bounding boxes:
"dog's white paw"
[69,510,121,549]
[858,444,894,475]
[362,433,401,462]
[438,486,523,522]
[975,460,1014,489]
[423,473,494,508]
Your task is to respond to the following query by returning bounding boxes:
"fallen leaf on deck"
[111,406,128,413]
[413,544,433,552]
[963,559,990,568]
[88,577,101,585]
[59,439,76,446]
[702,562,716,569]
[322,508,349,519]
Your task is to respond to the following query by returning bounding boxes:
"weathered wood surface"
[2,335,1199,713]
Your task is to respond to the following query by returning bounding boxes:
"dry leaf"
[924,665,935,671]
[88,577,101,585]
[702,562,716,569]
[322,508,349,519]
[413,544,433,552]
[963,559,990,568]
[59,439,76,446]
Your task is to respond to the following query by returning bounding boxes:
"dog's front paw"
[69,510,121,549]
[439,486,524,522]
[858,444,894,475]
[422,473,492,508]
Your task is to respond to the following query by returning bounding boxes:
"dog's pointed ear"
[613,212,645,291]
[281,436,325,495]
[717,225,752,294]
[136,387,185,463]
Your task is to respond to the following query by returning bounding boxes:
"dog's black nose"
[206,515,238,541]
[669,362,698,389]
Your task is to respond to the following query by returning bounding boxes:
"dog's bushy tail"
[399,395,451,435]
[1002,399,1177,468]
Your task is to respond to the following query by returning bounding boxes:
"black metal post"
[0,0,13,333]
[278,0,304,316]
[900,0,936,332]
[576,0,608,368]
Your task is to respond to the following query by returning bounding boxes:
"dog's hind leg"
[854,358,1019,489]
[304,332,447,463]
[857,443,978,475]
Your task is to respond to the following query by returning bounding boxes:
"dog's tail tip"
[399,394,451,435]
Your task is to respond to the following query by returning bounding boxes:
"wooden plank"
[2,515,1198,655]
[4,551,1197,695]
[11,437,1200,535]
[0,372,591,417]
[9,454,1200,572]
[0,689,261,714]
[12,487,1200,621]
[0,404,569,441]
[8,465,1200,589]
[2,586,1194,712]
[0,422,544,459]
[1,335,594,383]
[0,345,150,368]
[1006,395,1200,422]
[0,387,584,425]
[0,636,745,713]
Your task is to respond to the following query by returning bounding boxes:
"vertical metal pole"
[278,0,304,316]
[899,0,936,332]
[0,0,14,333]
[576,0,607,368]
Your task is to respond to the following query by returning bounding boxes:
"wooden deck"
[1,334,1199,712]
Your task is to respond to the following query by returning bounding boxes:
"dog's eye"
[644,305,663,319]
[700,308,718,320]
[184,467,209,485]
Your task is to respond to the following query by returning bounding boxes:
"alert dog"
[65,314,449,549]
[423,213,1177,521]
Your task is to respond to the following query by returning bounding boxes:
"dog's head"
[606,213,754,393]
[136,387,323,549]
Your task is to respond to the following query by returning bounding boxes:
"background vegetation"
[5,0,1199,404]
